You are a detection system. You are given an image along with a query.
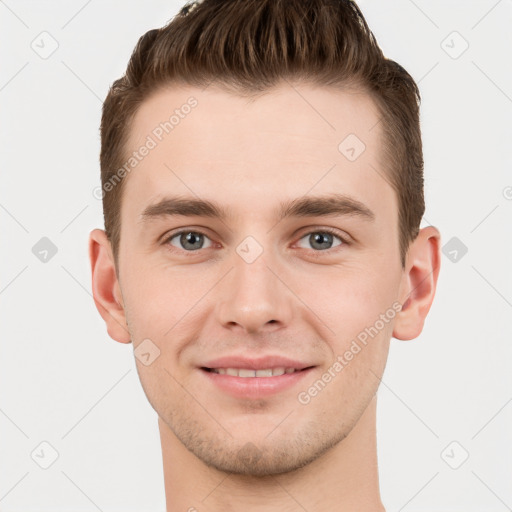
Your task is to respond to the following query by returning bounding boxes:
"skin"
[89,82,441,512]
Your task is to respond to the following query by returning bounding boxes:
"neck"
[159,395,385,512]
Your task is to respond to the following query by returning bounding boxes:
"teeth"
[210,367,299,377]
[256,369,273,377]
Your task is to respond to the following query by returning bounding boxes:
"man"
[89,0,441,510]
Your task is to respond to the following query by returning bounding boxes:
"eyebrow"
[139,193,375,223]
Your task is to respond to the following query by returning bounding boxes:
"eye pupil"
[310,232,333,250]
[181,232,203,250]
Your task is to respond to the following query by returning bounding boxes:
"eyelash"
[161,227,350,257]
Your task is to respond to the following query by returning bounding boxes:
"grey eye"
[169,231,213,251]
[297,231,343,251]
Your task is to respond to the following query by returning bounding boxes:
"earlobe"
[88,229,131,344]
[392,226,441,341]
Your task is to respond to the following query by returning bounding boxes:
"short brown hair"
[100,0,424,269]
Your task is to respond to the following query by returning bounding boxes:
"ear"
[88,228,131,344]
[393,226,441,341]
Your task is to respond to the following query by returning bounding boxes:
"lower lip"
[199,367,315,399]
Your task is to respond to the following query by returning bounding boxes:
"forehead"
[121,81,395,226]
[127,82,381,158]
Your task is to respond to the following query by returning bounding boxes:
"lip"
[199,366,316,399]
[200,355,314,371]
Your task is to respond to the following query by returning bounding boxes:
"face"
[115,82,405,476]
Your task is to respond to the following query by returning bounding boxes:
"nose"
[215,245,294,335]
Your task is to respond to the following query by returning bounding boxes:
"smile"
[200,366,316,399]
[204,367,304,377]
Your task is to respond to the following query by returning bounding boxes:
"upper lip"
[200,355,315,371]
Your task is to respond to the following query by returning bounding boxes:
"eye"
[165,230,213,251]
[296,229,346,251]
[162,227,348,255]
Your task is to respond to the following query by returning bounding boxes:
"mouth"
[201,366,315,377]
[199,366,316,399]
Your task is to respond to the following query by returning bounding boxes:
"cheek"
[302,265,398,338]
[120,257,199,333]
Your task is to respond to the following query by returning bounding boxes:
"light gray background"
[1,0,511,510]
